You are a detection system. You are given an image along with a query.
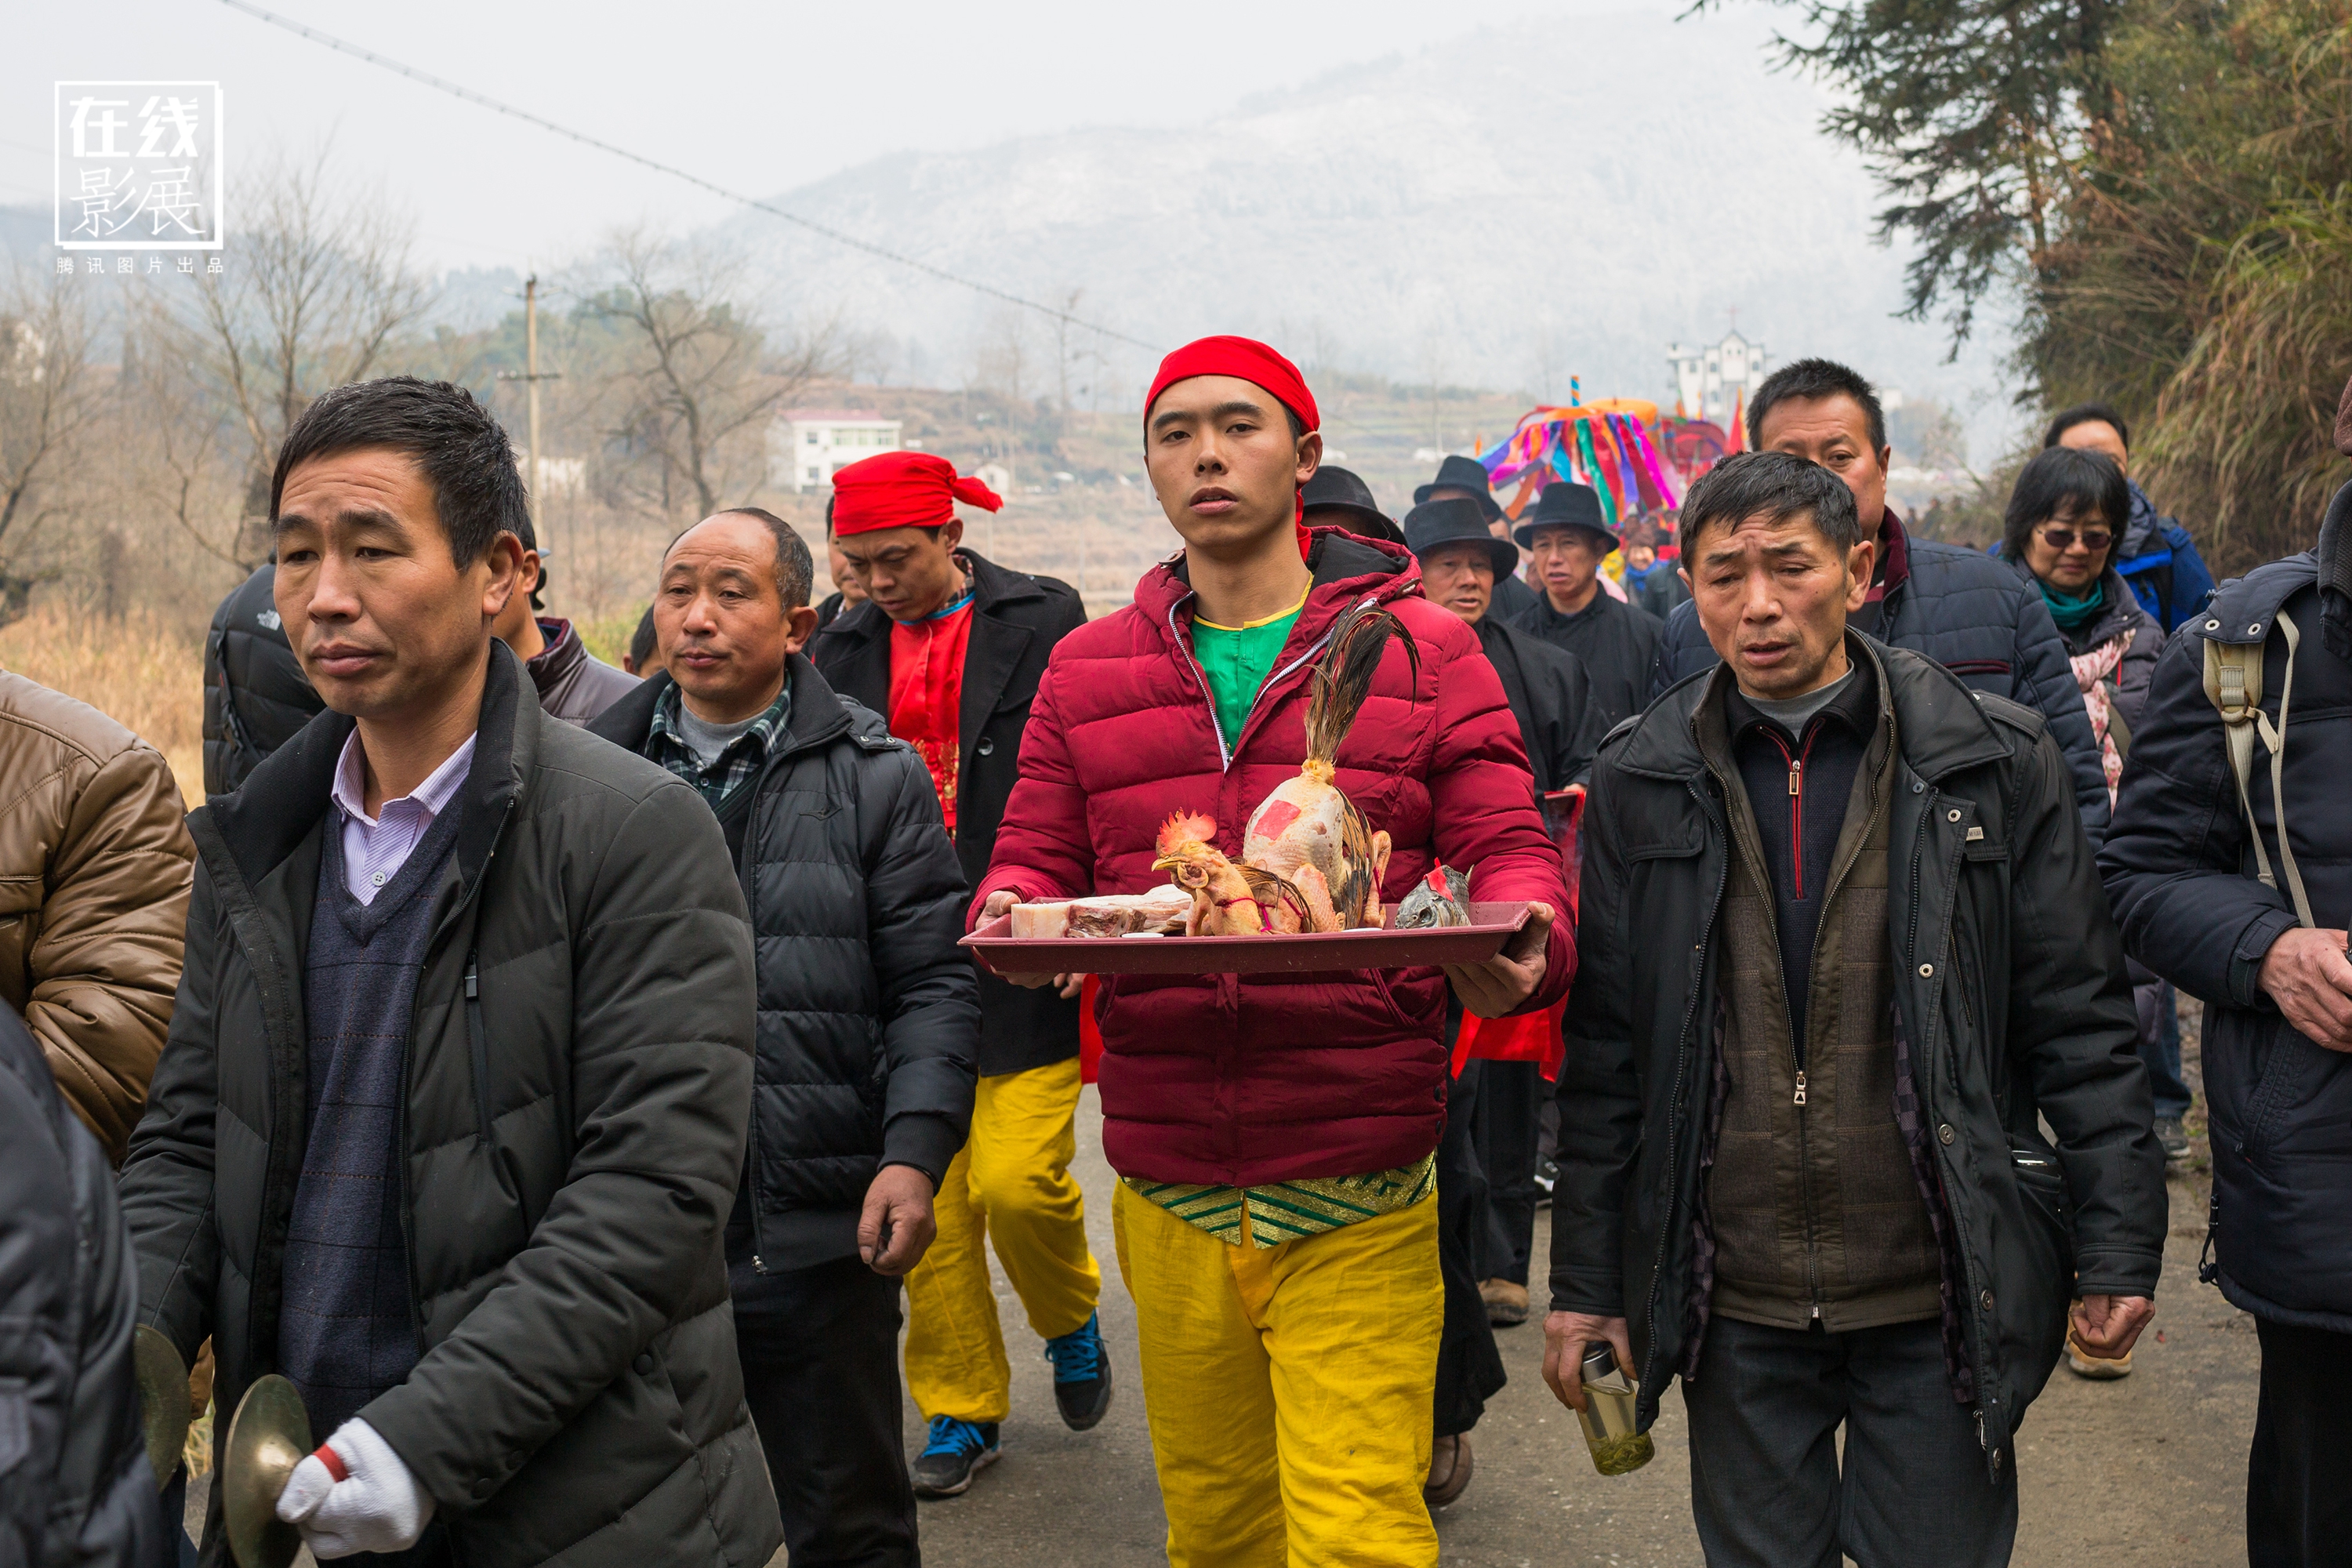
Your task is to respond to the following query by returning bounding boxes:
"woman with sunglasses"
[2003,445,2161,798]
[2002,441,2180,1384]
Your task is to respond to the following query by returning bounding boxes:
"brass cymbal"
[132,1327,191,1494]
[222,1375,310,1568]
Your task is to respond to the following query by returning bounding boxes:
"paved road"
[902,1017,2255,1566]
[197,1022,2253,1567]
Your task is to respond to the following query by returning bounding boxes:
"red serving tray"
[961,902,1532,977]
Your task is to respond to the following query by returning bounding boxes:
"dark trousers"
[162,1470,195,1568]
[2249,1319,2352,1567]
[1682,1316,2016,1568]
[1468,1058,1542,1284]
[1433,1064,1507,1437]
[2134,978,2194,1121]
[731,1251,920,1568]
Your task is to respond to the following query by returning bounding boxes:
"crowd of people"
[2,336,2348,1568]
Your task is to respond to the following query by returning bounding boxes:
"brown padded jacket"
[0,670,194,1159]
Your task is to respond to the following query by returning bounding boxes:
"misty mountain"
[728,9,2016,459]
[1,10,2021,461]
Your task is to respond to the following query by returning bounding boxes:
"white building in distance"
[772,409,903,491]
[1667,331,1769,426]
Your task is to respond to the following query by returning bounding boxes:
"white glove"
[274,1417,435,1559]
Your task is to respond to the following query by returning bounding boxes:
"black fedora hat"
[1301,465,1406,546]
[1403,497,1518,579]
[1513,481,1618,552]
[1412,453,1502,523]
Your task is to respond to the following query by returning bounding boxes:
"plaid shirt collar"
[647,679,793,809]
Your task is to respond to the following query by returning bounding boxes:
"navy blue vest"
[277,797,464,1437]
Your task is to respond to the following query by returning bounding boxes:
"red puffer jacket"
[975,528,1573,1186]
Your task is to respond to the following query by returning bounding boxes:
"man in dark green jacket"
[1545,452,2163,1568]
[122,377,779,1568]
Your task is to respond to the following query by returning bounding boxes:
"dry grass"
[0,607,207,808]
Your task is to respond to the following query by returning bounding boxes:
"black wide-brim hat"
[1301,465,1406,546]
[1403,497,1519,579]
[1412,453,1503,524]
[1512,480,1618,552]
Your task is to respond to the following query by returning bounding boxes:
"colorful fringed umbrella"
[1475,386,1722,526]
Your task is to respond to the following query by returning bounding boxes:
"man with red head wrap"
[811,448,1106,1501]
[971,337,1574,1565]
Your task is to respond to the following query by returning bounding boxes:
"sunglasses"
[2037,525,2113,553]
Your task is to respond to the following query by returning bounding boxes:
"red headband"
[832,450,1002,535]
[1144,336,1319,438]
[1145,336,1320,554]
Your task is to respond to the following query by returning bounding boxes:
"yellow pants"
[1112,1181,1442,1568]
[904,1057,1102,1425]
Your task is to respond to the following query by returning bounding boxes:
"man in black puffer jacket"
[0,998,168,1568]
[593,506,978,1568]
[202,564,323,797]
[1648,359,2113,840]
[2100,403,2352,1566]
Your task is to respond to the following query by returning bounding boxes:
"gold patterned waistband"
[1123,1152,1436,1249]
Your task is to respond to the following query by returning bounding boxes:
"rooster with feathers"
[1152,600,1420,934]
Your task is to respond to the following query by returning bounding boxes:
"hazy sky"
[5,0,1719,272]
[16,1,2027,454]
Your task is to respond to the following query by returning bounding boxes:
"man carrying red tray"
[975,335,1573,1567]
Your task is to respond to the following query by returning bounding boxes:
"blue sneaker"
[1044,1312,1115,1431]
[911,1415,999,1498]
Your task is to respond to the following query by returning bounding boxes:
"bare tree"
[970,307,1030,404]
[1298,319,1345,387]
[1417,332,1451,451]
[0,268,109,618]
[1530,318,1563,405]
[130,337,248,571]
[157,147,434,562]
[590,228,839,522]
[1051,287,1084,413]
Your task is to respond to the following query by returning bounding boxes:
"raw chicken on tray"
[1016,600,1423,938]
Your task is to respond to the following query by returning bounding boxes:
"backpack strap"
[2202,610,2314,927]
[2098,679,2132,760]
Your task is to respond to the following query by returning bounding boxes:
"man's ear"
[941,517,965,552]
[782,604,821,656]
[480,532,524,620]
[1845,535,1878,613]
[1294,430,1325,488]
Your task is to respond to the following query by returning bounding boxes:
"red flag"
[1080,975,1104,1084]
[1453,788,1585,1082]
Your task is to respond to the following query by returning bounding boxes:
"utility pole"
[497,274,561,555]
[526,275,543,535]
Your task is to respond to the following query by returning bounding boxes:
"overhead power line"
[215,0,1162,354]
